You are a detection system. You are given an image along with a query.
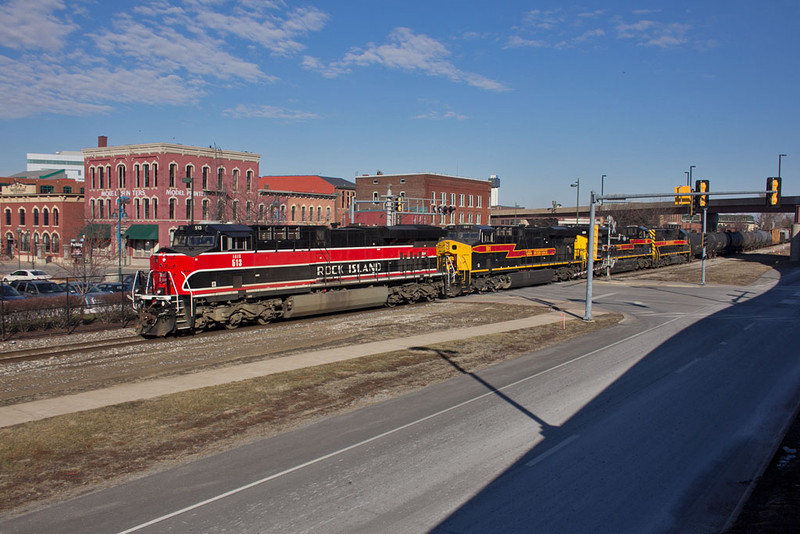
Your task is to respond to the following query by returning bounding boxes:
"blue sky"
[0,0,797,209]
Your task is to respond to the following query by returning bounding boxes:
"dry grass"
[0,313,621,516]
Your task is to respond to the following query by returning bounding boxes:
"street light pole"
[116,196,130,283]
[779,154,787,179]
[600,175,606,206]
[571,179,580,224]
[688,165,696,186]
[182,176,195,225]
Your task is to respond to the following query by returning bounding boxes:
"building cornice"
[82,143,261,162]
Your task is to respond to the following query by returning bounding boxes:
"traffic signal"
[396,197,403,212]
[674,185,692,206]
[694,180,710,209]
[766,177,781,206]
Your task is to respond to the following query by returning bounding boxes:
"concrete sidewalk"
[0,303,595,429]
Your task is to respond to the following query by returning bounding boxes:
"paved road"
[3,268,799,533]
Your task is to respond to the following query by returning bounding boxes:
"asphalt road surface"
[3,268,800,533]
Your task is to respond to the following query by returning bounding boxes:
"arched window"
[202,199,210,220]
[233,169,240,191]
[246,201,253,221]
[143,198,150,219]
[18,208,25,225]
[118,165,126,188]
[169,163,176,188]
[152,163,158,187]
[291,205,296,221]
[301,206,306,222]
[89,201,95,219]
[4,209,10,225]
[185,198,192,220]
[317,206,322,222]
[43,208,49,226]
[202,166,209,189]
[99,201,104,219]
[53,208,59,226]
[217,167,224,190]
[52,234,60,254]
[43,233,51,253]
[33,208,39,226]
[232,200,239,221]
[152,197,158,220]
[326,207,331,221]
[169,198,176,220]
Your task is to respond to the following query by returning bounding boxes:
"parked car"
[0,284,27,301]
[96,282,127,293]
[58,282,111,314]
[2,269,53,282]
[10,280,67,298]
[58,281,104,295]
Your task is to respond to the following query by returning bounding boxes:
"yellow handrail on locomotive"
[436,239,472,285]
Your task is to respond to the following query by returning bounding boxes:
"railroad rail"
[0,335,150,365]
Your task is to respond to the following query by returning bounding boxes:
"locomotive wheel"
[226,312,243,329]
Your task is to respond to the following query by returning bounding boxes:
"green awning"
[79,223,112,240]
[125,224,159,240]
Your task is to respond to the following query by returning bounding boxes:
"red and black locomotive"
[135,224,446,336]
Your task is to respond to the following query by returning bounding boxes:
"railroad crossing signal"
[674,185,692,206]
[766,177,781,206]
[694,180,710,208]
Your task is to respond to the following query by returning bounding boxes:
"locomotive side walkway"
[0,301,598,429]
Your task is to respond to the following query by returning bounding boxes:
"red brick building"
[259,175,356,226]
[354,173,492,226]
[0,174,84,261]
[82,138,260,259]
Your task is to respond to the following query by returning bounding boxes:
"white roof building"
[26,151,85,181]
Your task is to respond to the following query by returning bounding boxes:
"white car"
[2,269,53,282]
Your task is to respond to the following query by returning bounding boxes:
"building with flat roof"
[259,175,356,227]
[82,137,260,260]
[354,173,492,227]
[27,151,85,181]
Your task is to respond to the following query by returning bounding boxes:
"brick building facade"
[82,139,260,258]
[0,175,85,261]
[259,175,356,227]
[354,173,492,226]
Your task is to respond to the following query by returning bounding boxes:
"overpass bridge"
[491,196,800,225]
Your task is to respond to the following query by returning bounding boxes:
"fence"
[0,276,136,341]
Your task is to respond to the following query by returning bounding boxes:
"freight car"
[135,223,446,336]
[688,230,774,258]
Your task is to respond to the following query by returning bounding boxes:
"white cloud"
[306,27,509,92]
[0,0,77,51]
[95,15,269,82]
[0,1,329,118]
[223,104,319,120]
[508,9,696,51]
[616,20,691,48]
[412,110,469,121]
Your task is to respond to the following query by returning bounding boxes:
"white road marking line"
[676,359,700,374]
[116,314,690,534]
[525,434,580,467]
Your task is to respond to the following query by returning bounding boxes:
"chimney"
[98,135,108,148]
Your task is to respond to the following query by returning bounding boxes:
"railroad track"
[0,335,152,365]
